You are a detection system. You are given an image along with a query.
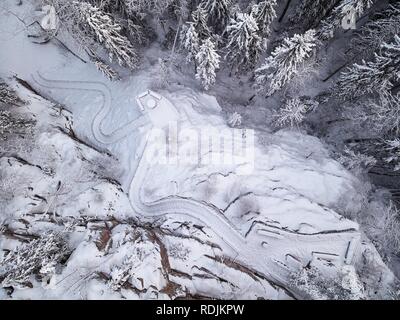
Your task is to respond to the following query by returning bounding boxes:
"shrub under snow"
[0,82,26,106]
[0,233,70,289]
[290,265,365,300]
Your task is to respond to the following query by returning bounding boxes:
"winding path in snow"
[32,73,150,145]
[128,131,246,253]
[33,75,246,247]
[32,75,361,293]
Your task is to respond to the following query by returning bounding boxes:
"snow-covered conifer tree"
[251,0,277,37]
[180,5,213,63]
[381,202,400,253]
[337,147,377,171]
[225,12,263,72]
[349,93,400,135]
[357,138,400,173]
[126,20,148,46]
[73,2,139,69]
[351,0,375,15]
[274,98,318,127]
[50,0,139,70]
[319,0,376,39]
[150,0,175,16]
[86,48,120,80]
[180,23,200,63]
[337,35,400,98]
[191,5,212,40]
[195,38,220,90]
[94,60,120,81]
[291,0,339,29]
[173,0,191,21]
[122,0,175,17]
[201,0,232,31]
[256,30,318,96]
[383,139,400,172]
[122,0,147,16]
[352,3,400,56]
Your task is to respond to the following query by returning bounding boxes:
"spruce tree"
[251,0,278,38]
[225,12,263,72]
[352,3,400,56]
[195,38,220,90]
[291,0,339,30]
[337,35,400,98]
[201,0,232,31]
[191,6,212,40]
[256,29,318,96]
[319,0,376,39]
[75,2,139,69]
[180,23,200,63]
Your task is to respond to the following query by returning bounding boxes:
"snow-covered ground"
[0,0,398,300]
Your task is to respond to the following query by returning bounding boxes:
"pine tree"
[384,139,400,172]
[173,0,191,21]
[256,30,318,96]
[349,92,400,135]
[127,20,148,46]
[337,147,377,171]
[337,35,400,99]
[225,12,263,72]
[94,59,120,81]
[274,97,318,127]
[180,22,200,63]
[290,0,339,30]
[195,38,220,90]
[371,93,400,135]
[122,0,175,17]
[359,139,400,173]
[74,2,139,69]
[352,3,400,56]
[191,5,212,40]
[86,48,120,81]
[381,201,400,252]
[180,6,213,64]
[150,0,175,16]
[351,0,374,15]
[319,0,376,39]
[251,0,278,37]
[201,0,232,31]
